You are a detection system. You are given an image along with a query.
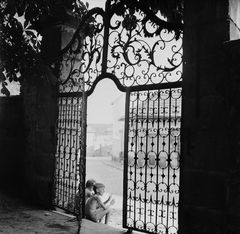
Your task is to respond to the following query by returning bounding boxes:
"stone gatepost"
[22,16,79,208]
[180,0,240,233]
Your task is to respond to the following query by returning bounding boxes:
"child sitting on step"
[85,182,115,225]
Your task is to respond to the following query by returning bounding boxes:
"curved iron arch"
[86,72,183,97]
[85,73,126,96]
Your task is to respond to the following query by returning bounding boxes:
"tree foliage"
[138,0,183,23]
[112,0,183,23]
[0,0,89,95]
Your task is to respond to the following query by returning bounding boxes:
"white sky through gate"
[87,79,123,124]
[85,0,123,124]
[85,0,106,9]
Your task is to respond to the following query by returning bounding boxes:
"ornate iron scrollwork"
[58,0,183,93]
[107,2,182,88]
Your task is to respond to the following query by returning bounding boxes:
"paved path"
[86,156,123,196]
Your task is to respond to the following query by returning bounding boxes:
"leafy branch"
[0,0,89,95]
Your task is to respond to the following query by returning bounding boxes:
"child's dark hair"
[86,179,96,188]
[93,183,105,193]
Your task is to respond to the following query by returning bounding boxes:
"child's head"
[93,183,105,194]
[86,179,96,190]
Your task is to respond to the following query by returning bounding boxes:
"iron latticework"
[53,96,84,215]
[53,17,86,217]
[124,88,181,233]
[53,0,183,232]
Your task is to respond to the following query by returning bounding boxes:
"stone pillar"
[21,76,57,208]
[22,16,78,208]
[180,0,240,233]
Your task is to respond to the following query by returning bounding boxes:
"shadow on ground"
[0,184,129,234]
[0,186,79,234]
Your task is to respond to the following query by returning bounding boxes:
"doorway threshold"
[81,218,126,234]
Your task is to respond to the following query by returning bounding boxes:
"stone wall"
[222,40,240,234]
[0,96,25,184]
[0,78,57,211]
[21,77,57,208]
[180,0,240,233]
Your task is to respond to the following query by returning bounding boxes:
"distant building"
[111,90,181,168]
[127,90,181,168]
[111,94,125,161]
[86,124,113,157]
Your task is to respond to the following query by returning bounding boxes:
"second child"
[85,182,115,225]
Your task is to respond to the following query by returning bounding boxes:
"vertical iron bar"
[179,89,184,234]
[123,88,130,228]
[60,98,64,204]
[63,98,68,207]
[155,89,160,231]
[74,99,77,204]
[76,97,80,214]
[144,90,150,226]
[73,99,77,213]
[56,98,61,205]
[81,92,87,218]
[166,89,172,231]
[68,97,73,208]
[75,99,79,212]
[102,0,111,74]
[134,91,140,228]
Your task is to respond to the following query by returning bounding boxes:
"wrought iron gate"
[53,0,183,232]
[53,95,86,214]
[53,30,87,215]
[123,88,181,233]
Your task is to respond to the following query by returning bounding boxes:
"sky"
[87,78,123,124]
[85,0,106,9]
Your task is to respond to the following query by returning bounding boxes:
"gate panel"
[53,21,86,216]
[124,88,181,233]
[53,96,84,214]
